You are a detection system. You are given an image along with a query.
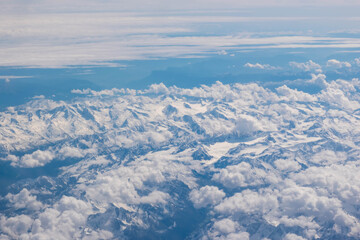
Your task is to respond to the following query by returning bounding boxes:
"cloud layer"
[1,75,360,239]
[1,8,360,68]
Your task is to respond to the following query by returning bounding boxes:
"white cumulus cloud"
[289,60,322,73]
[244,63,279,70]
[0,79,360,239]
[189,186,225,208]
[326,59,352,68]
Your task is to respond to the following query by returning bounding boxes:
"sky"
[3,0,360,12]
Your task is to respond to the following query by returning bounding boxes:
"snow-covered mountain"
[1,79,360,239]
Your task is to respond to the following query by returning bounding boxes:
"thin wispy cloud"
[2,0,360,13]
[244,63,280,70]
[2,26,360,68]
[1,6,360,68]
[0,75,33,82]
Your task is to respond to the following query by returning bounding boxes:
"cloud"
[1,195,109,240]
[4,29,359,68]
[289,60,322,73]
[283,233,307,240]
[1,8,360,68]
[326,59,352,68]
[2,0,360,14]
[319,83,360,110]
[74,148,196,211]
[25,196,97,239]
[5,189,43,211]
[0,215,33,238]
[139,191,170,205]
[0,76,32,82]
[189,186,225,208]
[205,218,250,240]
[291,163,360,206]
[212,162,279,188]
[309,150,347,165]
[32,95,45,99]
[16,150,55,168]
[1,79,360,238]
[355,58,360,66]
[274,159,301,172]
[244,63,279,70]
[212,218,239,234]
[235,115,263,136]
[217,50,228,55]
[276,85,317,102]
[0,196,89,239]
[308,73,327,87]
[226,232,250,240]
[58,146,85,159]
[215,189,278,215]
[146,83,170,95]
[0,13,324,67]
